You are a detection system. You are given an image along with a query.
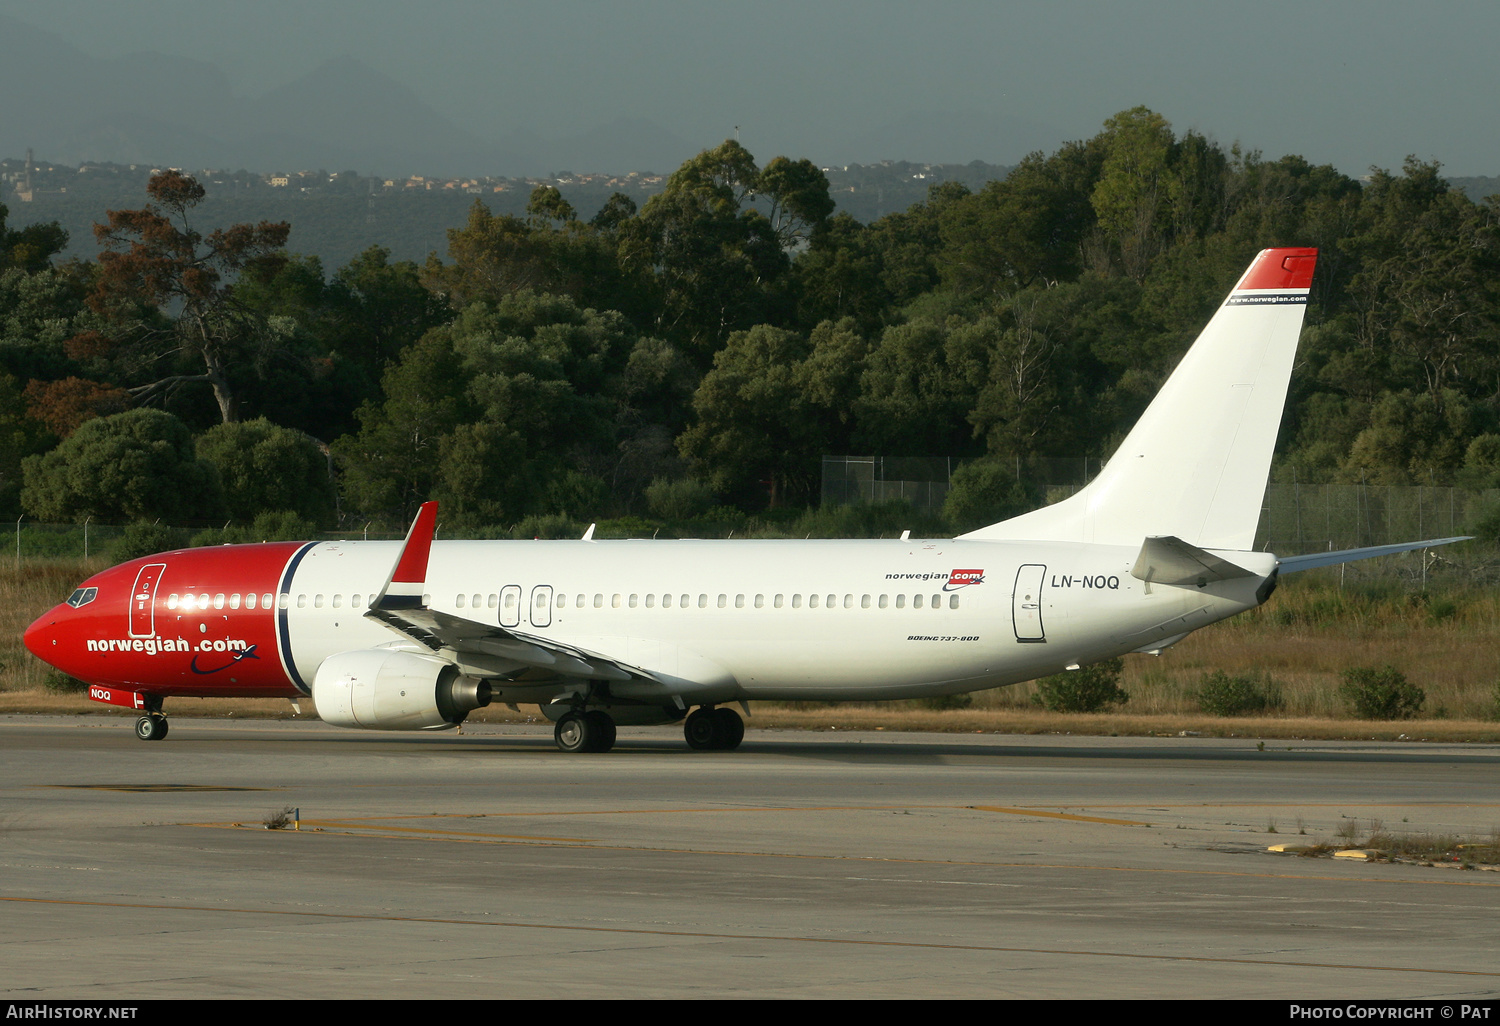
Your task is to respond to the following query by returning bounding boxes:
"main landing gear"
[684,705,744,751]
[553,710,617,753]
[549,704,745,753]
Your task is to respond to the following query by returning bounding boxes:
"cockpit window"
[65,587,98,608]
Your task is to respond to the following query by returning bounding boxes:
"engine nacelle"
[312,649,491,730]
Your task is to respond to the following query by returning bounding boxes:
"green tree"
[1090,107,1176,279]
[21,408,224,523]
[196,418,336,527]
[678,324,817,506]
[941,456,1037,534]
[0,202,68,273]
[622,140,833,359]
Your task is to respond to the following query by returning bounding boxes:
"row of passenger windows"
[165,590,963,612]
[167,592,368,610]
[464,592,963,610]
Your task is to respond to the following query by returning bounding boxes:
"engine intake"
[312,649,491,730]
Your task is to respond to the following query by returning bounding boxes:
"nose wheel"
[134,714,168,741]
[684,706,743,750]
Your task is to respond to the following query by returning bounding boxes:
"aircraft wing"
[367,603,651,683]
[362,501,655,685]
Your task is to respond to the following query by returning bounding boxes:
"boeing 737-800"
[22,247,1464,752]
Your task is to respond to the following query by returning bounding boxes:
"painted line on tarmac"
[2,894,1496,979]
[967,805,1148,825]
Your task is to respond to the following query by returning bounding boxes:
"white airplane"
[23,247,1464,752]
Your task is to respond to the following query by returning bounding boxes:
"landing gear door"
[129,563,167,638]
[499,585,522,628]
[1012,564,1046,643]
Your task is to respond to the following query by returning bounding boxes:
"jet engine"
[312,649,491,730]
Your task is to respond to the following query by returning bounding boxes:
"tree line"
[2,106,1498,540]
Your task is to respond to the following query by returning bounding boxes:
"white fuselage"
[280,537,1275,704]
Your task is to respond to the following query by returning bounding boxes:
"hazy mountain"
[830,109,1063,167]
[0,14,694,177]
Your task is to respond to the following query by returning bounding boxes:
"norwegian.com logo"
[943,569,985,591]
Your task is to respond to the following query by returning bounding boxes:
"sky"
[4,0,1497,175]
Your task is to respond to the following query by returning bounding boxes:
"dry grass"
[6,558,1500,739]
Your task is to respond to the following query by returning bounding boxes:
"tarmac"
[2,715,1498,999]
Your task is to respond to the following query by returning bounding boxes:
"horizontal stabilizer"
[1131,535,1256,587]
[1278,537,1470,574]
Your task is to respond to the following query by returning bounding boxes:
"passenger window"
[456,594,466,608]
[314,594,324,608]
[774,594,783,608]
[698,594,707,608]
[297,595,307,608]
[488,594,498,609]
[829,594,838,608]
[896,595,906,609]
[473,593,483,609]
[861,595,871,608]
[879,595,888,608]
[330,594,341,608]
[949,595,960,609]
[932,593,941,609]
[347,595,358,609]
[246,593,257,610]
[167,594,179,609]
[733,595,743,608]
[792,594,802,609]
[279,594,289,609]
[646,594,656,608]
[754,594,764,608]
[594,594,604,608]
[613,594,622,608]
[913,595,924,609]
[214,594,226,609]
[662,594,671,608]
[199,593,210,609]
[809,594,819,609]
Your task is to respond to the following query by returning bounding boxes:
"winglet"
[372,501,438,610]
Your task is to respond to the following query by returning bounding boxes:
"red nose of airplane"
[23,607,62,667]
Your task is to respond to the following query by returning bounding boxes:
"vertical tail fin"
[961,247,1317,549]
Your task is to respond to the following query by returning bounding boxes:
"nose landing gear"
[132,696,168,741]
[133,714,168,741]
